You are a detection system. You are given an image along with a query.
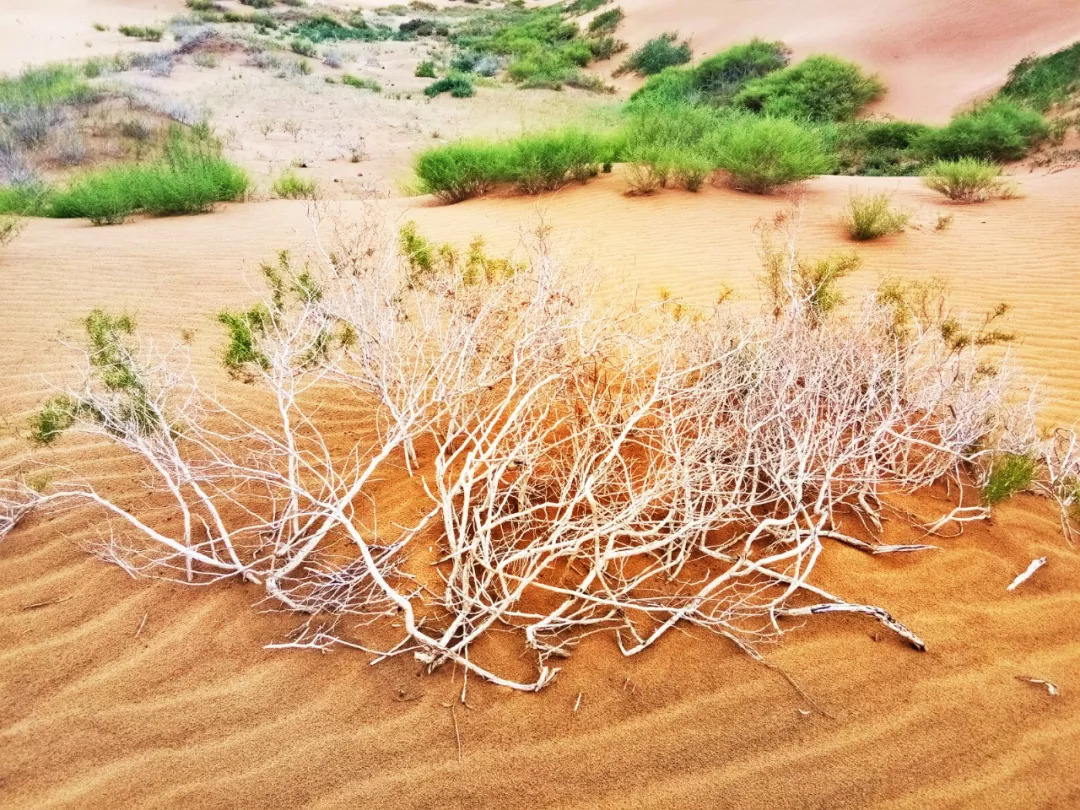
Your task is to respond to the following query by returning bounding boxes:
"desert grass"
[272,170,317,199]
[923,158,1016,203]
[843,192,910,240]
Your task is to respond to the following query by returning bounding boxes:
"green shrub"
[983,453,1036,505]
[49,128,249,224]
[415,59,437,78]
[922,158,1015,203]
[289,15,393,43]
[734,55,883,122]
[713,117,832,192]
[342,74,382,92]
[118,25,164,42]
[566,0,608,13]
[843,192,910,240]
[826,119,930,176]
[504,129,613,193]
[414,141,509,202]
[615,32,691,77]
[999,42,1080,111]
[588,8,623,35]
[424,73,474,98]
[631,39,791,108]
[291,37,318,57]
[0,184,52,216]
[914,100,1049,162]
[272,170,317,198]
[0,64,97,111]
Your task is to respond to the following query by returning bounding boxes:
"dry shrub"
[843,191,910,240]
[5,208,1075,694]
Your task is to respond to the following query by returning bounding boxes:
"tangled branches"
[4,210,1075,692]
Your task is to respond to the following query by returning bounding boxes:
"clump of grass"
[289,14,394,44]
[415,59,437,78]
[922,158,1015,203]
[913,100,1049,162]
[342,74,382,92]
[733,55,883,122]
[48,127,250,224]
[934,212,954,231]
[29,396,78,444]
[424,73,474,98]
[615,32,691,77]
[983,453,1037,505]
[826,119,930,176]
[118,25,164,42]
[291,37,318,57]
[414,140,507,202]
[713,116,832,193]
[272,169,317,198]
[588,8,623,36]
[504,129,613,193]
[843,191,910,240]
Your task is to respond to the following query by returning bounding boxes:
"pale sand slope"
[613,0,1080,122]
[1,172,1080,807]
[0,0,187,74]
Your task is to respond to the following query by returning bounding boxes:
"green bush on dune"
[615,32,692,77]
[732,55,884,122]
[413,141,509,202]
[712,117,833,192]
[913,100,1050,162]
[998,41,1080,111]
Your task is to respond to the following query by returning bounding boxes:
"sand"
[3,1,1080,806]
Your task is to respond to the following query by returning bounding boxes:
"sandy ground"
[3,1,1080,807]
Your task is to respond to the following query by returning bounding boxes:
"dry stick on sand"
[20,595,72,610]
[1016,676,1060,696]
[3,206,1077,693]
[1007,557,1047,591]
[135,612,148,637]
[450,704,463,762]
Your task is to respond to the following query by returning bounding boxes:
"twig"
[450,704,462,762]
[135,612,148,637]
[1007,557,1047,592]
[20,595,72,610]
[573,692,583,714]
[1016,675,1059,696]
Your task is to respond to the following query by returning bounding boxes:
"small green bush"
[424,73,475,98]
[415,59,437,78]
[588,8,623,36]
[713,117,832,193]
[291,37,318,57]
[342,74,382,92]
[734,55,883,122]
[983,453,1037,505]
[272,170,317,199]
[914,100,1049,162]
[504,129,613,193]
[826,119,930,176]
[615,33,692,77]
[922,158,1015,203]
[289,15,393,43]
[118,25,164,42]
[843,191,910,240]
[414,141,508,202]
[0,215,23,249]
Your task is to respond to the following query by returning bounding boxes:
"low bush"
[272,170,317,199]
[733,55,883,122]
[414,59,437,78]
[290,37,318,57]
[0,214,22,249]
[504,129,614,193]
[424,73,474,98]
[118,25,164,42]
[843,191,910,240]
[913,100,1049,162]
[289,15,394,44]
[588,8,623,36]
[826,119,930,176]
[615,32,691,77]
[49,128,250,224]
[414,141,508,202]
[713,117,832,193]
[342,74,382,92]
[922,158,1015,203]
[999,41,1080,111]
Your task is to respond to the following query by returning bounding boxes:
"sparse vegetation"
[913,100,1049,162]
[922,158,1015,203]
[424,73,474,98]
[615,32,692,77]
[342,74,382,93]
[272,170,317,199]
[414,59,437,78]
[118,25,164,42]
[999,41,1080,111]
[0,215,22,250]
[843,191,910,240]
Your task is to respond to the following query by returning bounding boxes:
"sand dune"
[614,0,1080,122]
[2,170,1080,807]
